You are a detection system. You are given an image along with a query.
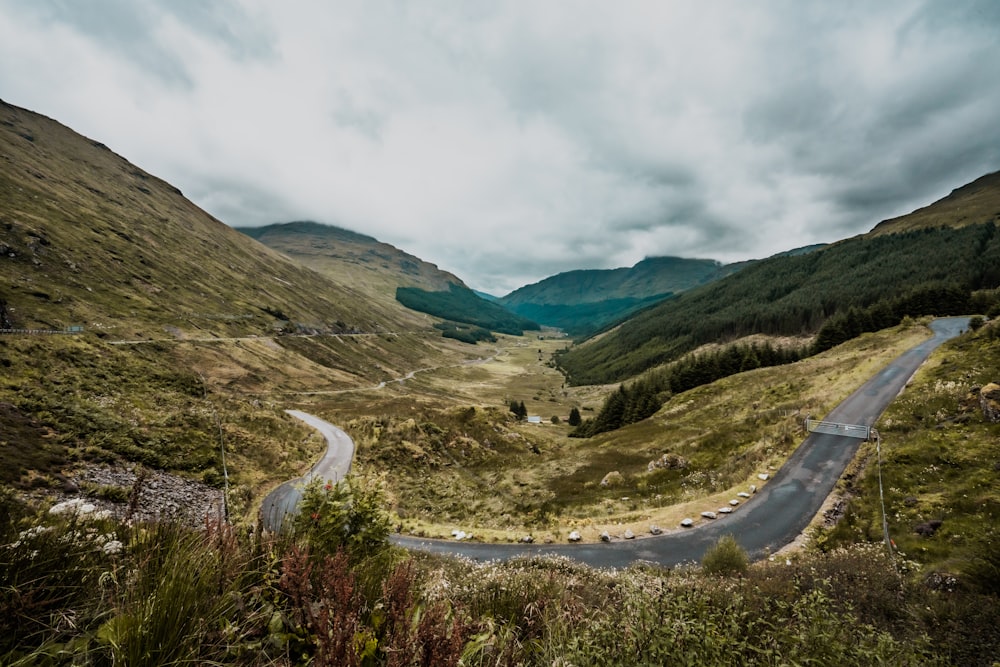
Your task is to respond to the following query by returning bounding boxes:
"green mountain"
[500,256,740,336]
[396,283,540,336]
[557,173,1000,385]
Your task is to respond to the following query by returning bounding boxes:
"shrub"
[701,534,748,576]
[293,475,391,562]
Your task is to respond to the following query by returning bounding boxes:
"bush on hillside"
[293,476,391,562]
[702,534,749,576]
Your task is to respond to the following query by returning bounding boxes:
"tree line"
[572,341,806,437]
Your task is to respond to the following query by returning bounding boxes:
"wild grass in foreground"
[3,481,998,665]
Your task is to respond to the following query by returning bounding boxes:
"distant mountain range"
[498,257,736,336]
[3,95,996,387]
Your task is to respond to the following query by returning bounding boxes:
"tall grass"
[3,485,996,665]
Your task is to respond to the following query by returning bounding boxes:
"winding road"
[262,318,968,567]
[260,410,355,532]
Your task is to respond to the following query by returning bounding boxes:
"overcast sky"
[2,1,999,294]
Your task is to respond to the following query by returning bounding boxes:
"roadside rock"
[680,518,694,527]
[623,529,635,539]
[600,531,611,542]
[915,519,943,537]
[600,471,624,487]
[649,525,663,535]
[568,530,582,542]
[700,511,717,520]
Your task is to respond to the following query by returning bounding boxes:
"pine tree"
[568,407,582,426]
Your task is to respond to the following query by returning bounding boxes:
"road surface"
[259,410,355,532]
[391,317,969,567]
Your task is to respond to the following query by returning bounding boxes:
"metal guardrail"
[0,328,83,335]
[805,418,870,440]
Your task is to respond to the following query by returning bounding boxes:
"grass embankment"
[331,321,932,542]
[820,318,1000,575]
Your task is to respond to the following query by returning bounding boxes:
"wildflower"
[324,481,333,491]
[102,540,124,555]
[311,512,320,522]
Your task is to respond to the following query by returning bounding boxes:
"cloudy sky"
[2,1,999,293]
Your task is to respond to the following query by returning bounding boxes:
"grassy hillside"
[869,170,1000,236]
[558,213,1000,385]
[0,100,480,502]
[0,101,414,337]
[236,221,463,329]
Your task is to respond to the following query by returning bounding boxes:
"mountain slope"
[0,101,411,337]
[557,172,1000,385]
[500,256,739,335]
[237,221,462,308]
[869,170,1000,236]
[237,221,539,335]
[0,100,480,493]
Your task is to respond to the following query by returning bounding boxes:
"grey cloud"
[2,2,999,293]
[8,0,274,86]
[20,0,192,86]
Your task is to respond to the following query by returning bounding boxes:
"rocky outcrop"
[68,463,224,527]
[979,383,1000,423]
[647,452,688,473]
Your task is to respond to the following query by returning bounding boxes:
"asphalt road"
[390,317,970,567]
[259,409,355,532]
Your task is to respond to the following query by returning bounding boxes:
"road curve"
[391,317,969,567]
[260,410,355,532]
